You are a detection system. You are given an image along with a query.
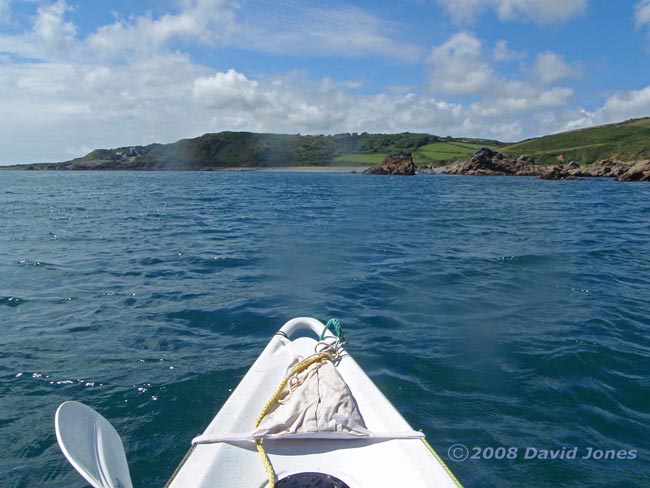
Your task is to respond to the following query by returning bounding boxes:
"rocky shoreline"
[362,148,650,181]
[363,152,416,175]
[420,147,650,182]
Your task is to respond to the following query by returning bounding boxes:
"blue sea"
[1,170,649,487]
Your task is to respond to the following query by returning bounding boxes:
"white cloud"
[593,87,650,123]
[530,52,574,85]
[493,40,526,62]
[438,0,587,24]
[33,1,76,52]
[424,32,580,139]
[193,69,262,110]
[232,3,422,61]
[495,0,587,23]
[0,1,81,61]
[12,62,78,95]
[192,70,348,131]
[80,0,422,63]
[561,87,650,133]
[427,33,574,97]
[471,86,574,117]
[86,0,235,59]
[427,32,494,95]
[0,50,210,163]
[427,32,576,93]
[635,0,650,27]
[387,95,464,130]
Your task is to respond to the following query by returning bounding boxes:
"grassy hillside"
[58,132,502,169]
[501,118,650,165]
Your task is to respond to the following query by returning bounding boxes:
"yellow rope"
[255,349,338,487]
[421,437,465,488]
[256,440,276,488]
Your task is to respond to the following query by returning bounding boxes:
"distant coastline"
[3,117,650,179]
[1,131,497,172]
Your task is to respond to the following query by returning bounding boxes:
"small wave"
[185,255,257,270]
[0,296,25,307]
[138,257,166,266]
[17,259,59,270]
[495,254,551,265]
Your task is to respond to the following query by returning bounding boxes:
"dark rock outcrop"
[572,159,631,178]
[617,160,650,181]
[364,152,416,175]
[445,148,584,179]
[569,159,650,181]
[538,165,577,180]
[446,148,554,177]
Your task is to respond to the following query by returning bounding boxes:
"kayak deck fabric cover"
[254,353,368,439]
[166,317,462,488]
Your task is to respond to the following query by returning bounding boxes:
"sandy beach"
[252,166,368,173]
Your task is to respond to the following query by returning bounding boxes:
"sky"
[1,0,650,164]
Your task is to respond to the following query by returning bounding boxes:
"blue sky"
[1,0,650,164]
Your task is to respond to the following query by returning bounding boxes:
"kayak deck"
[166,317,461,488]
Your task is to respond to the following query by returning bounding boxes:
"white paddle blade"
[55,401,134,488]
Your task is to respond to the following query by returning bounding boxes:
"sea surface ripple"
[1,171,649,487]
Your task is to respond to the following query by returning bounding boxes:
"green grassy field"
[331,153,387,165]
[500,118,650,165]
[413,141,487,164]
[333,141,488,166]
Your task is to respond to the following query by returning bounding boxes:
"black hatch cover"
[276,472,351,488]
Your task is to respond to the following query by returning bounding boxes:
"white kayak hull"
[165,317,462,488]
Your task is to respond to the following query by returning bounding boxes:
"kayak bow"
[167,317,463,488]
[56,317,463,488]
